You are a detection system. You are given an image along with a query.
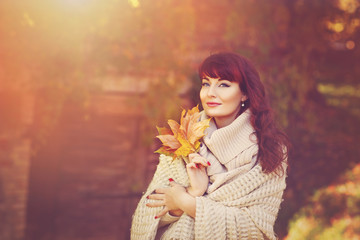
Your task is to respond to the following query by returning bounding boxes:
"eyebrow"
[202,78,230,83]
[202,76,226,81]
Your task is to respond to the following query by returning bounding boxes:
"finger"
[188,153,200,161]
[191,157,209,167]
[147,193,164,200]
[186,162,198,169]
[188,153,209,166]
[155,188,167,194]
[169,180,180,187]
[146,201,165,208]
[155,206,169,219]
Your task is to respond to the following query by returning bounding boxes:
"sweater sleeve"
[131,155,190,240]
[194,169,286,240]
[158,212,181,228]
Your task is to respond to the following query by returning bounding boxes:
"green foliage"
[318,83,360,118]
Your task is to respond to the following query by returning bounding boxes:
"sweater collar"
[200,109,257,165]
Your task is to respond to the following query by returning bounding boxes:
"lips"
[206,102,221,107]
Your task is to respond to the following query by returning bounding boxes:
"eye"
[201,82,210,87]
[219,83,230,87]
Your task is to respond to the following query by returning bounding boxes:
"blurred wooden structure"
[25,92,155,240]
[0,92,34,240]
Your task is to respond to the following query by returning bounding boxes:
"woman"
[131,52,290,240]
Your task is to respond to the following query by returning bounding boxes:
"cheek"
[225,90,242,106]
[199,89,206,103]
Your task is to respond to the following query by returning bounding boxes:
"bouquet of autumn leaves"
[155,106,211,163]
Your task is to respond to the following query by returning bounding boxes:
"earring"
[241,102,245,107]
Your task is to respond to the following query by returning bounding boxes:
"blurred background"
[0,0,359,239]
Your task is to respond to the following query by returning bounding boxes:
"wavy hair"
[198,52,290,174]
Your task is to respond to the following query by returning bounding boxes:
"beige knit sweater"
[131,110,287,240]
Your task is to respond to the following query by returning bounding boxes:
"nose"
[207,85,216,97]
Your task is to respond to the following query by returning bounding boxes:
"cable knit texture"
[131,110,287,240]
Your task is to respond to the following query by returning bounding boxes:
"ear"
[241,95,248,102]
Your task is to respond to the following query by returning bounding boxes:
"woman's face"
[200,76,247,128]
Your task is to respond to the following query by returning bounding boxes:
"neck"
[214,116,236,128]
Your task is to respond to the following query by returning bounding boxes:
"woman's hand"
[186,153,210,197]
[146,180,196,218]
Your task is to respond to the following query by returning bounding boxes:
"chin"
[204,110,219,118]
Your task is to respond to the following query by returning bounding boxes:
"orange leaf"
[156,135,181,149]
[180,109,188,132]
[155,146,176,156]
[167,119,181,137]
[156,126,172,135]
[180,106,201,134]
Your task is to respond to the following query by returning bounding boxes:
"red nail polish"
[207,161,211,166]
[154,216,158,219]
[146,196,149,199]
[169,178,174,182]
[196,164,199,169]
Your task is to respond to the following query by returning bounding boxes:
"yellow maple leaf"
[174,134,194,161]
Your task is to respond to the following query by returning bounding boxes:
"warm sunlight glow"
[128,0,140,8]
[23,13,35,27]
[61,0,91,6]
